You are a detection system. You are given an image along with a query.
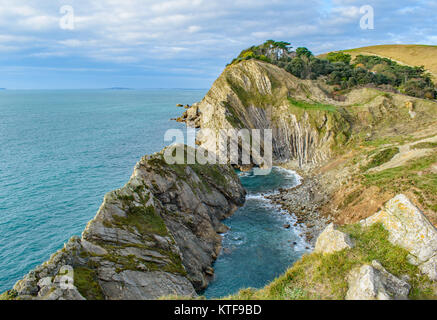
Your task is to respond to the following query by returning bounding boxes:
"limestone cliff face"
[178,60,351,167]
[7,145,245,300]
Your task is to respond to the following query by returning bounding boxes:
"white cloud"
[187,25,202,33]
[0,0,435,83]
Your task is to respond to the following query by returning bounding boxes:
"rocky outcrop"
[314,223,354,254]
[361,194,437,280]
[178,60,351,168]
[6,145,246,300]
[346,260,411,300]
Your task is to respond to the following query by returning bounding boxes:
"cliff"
[178,58,437,224]
[179,60,351,167]
[2,145,245,300]
[175,57,437,299]
[179,59,437,170]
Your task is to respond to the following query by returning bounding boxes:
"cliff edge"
[2,145,245,300]
[179,59,436,171]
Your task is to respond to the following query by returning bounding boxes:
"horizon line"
[0,87,210,91]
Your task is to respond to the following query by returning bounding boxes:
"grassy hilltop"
[320,44,437,82]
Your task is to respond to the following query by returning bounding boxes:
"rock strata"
[361,194,437,280]
[6,144,245,300]
[314,223,354,254]
[346,260,411,300]
[177,60,351,167]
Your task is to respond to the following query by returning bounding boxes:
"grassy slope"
[227,223,436,300]
[318,95,437,225]
[320,44,437,81]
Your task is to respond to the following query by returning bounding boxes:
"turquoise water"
[0,89,205,292]
[202,168,307,298]
[0,89,307,296]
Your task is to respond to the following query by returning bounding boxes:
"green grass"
[339,189,362,209]
[226,73,280,108]
[224,102,244,128]
[147,146,235,192]
[288,98,337,112]
[411,142,437,149]
[0,290,18,300]
[361,135,413,147]
[226,223,436,300]
[363,153,437,211]
[109,202,168,237]
[361,147,399,171]
[74,267,105,300]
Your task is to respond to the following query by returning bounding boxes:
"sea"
[0,89,307,296]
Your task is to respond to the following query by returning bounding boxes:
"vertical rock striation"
[178,59,351,167]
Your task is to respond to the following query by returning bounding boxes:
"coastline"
[270,162,332,246]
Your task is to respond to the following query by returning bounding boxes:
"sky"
[0,0,436,89]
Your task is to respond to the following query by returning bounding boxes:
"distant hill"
[320,44,437,81]
[105,87,132,90]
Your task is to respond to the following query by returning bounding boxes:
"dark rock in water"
[217,224,230,234]
[283,224,291,229]
[238,164,253,172]
[223,248,232,255]
[205,267,215,276]
[8,144,246,300]
[176,104,183,107]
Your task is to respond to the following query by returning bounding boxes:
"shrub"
[229,41,437,99]
[326,52,352,64]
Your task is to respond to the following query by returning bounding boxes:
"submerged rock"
[7,144,246,300]
[346,260,411,300]
[361,194,437,280]
[314,223,354,254]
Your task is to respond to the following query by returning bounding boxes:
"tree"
[296,47,313,58]
[286,58,305,78]
[326,52,352,64]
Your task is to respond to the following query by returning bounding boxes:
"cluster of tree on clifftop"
[229,40,436,99]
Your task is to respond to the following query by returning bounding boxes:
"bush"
[229,41,437,99]
[326,52,352,64]
[286,57,305,78]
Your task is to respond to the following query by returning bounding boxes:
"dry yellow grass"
[319,44,437,81]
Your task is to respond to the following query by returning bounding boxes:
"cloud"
[0,0,436,88]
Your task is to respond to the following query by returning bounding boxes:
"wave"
[273,166,303,188]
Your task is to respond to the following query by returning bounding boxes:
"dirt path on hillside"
[369,135,437,172]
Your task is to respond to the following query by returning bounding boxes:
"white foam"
[243,199,310,251]
[245,193,270,201]
[273,166,303,188]
[231,166,310,252]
